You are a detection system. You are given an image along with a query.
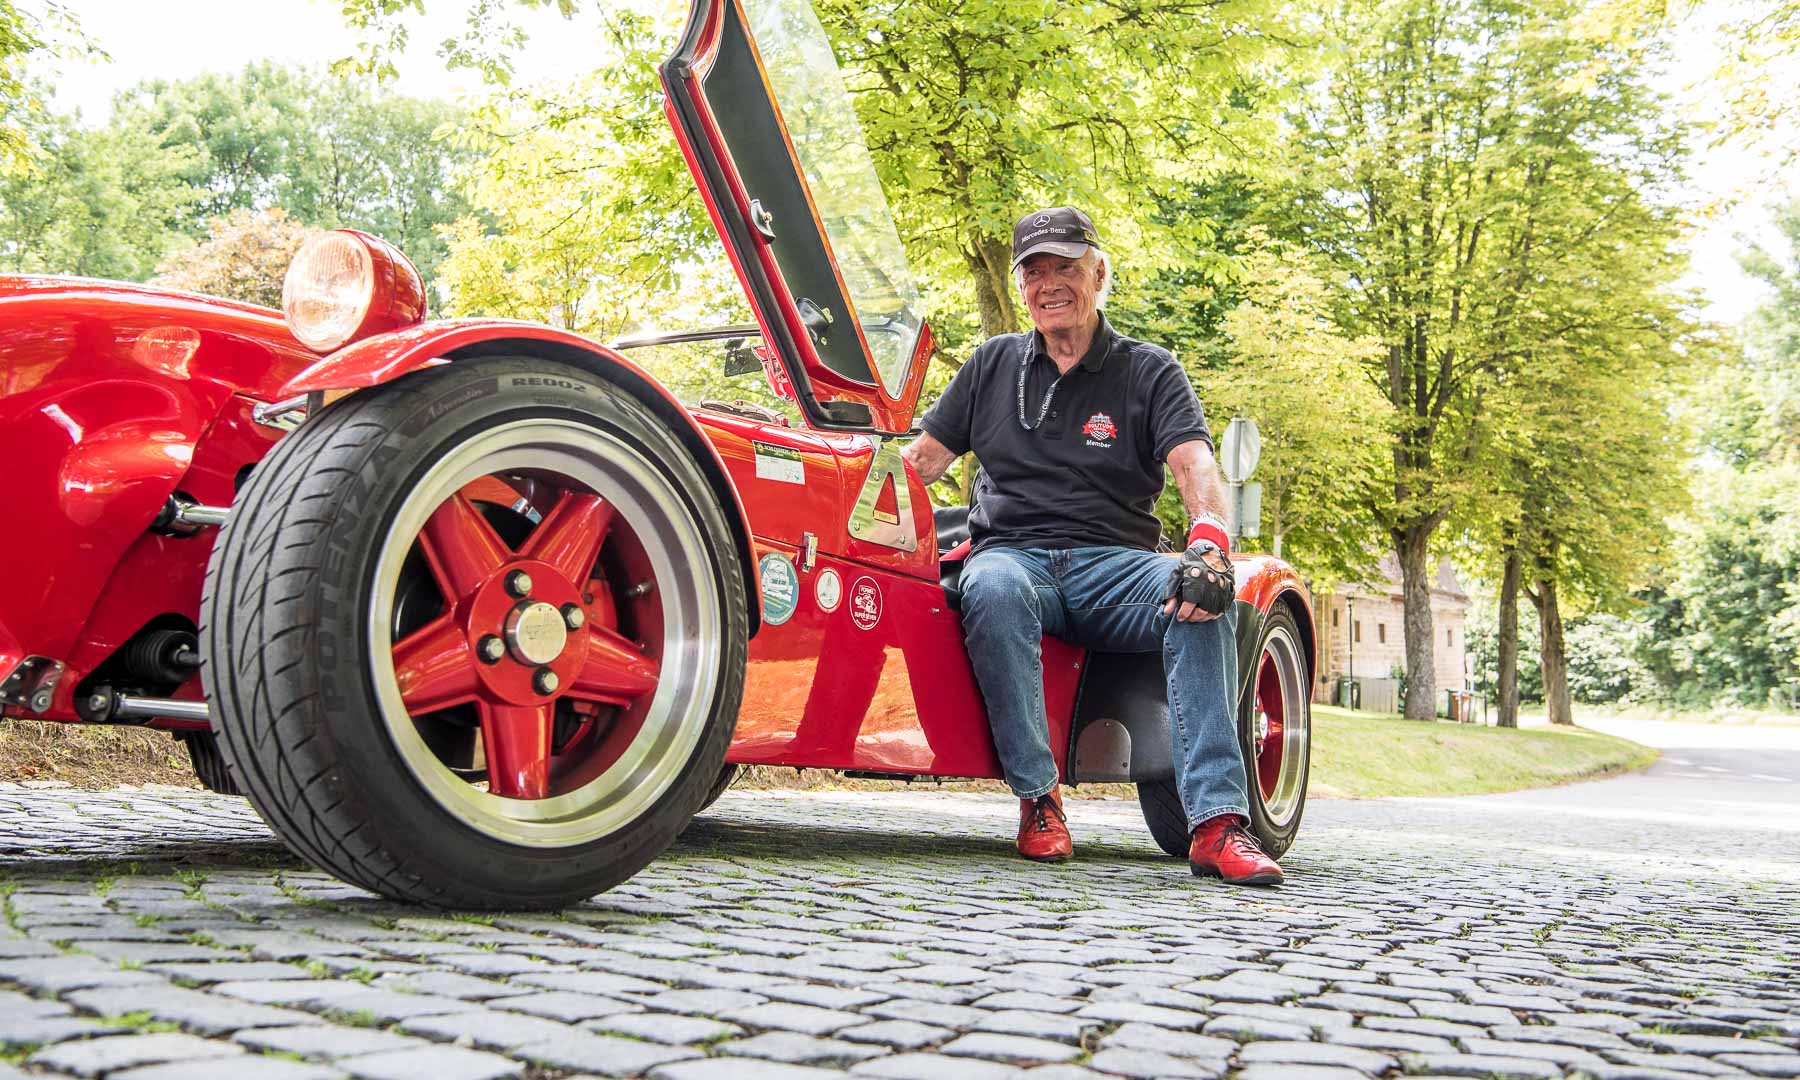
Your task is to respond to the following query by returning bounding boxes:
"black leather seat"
[933,506,970,610]
[933,505,970,554]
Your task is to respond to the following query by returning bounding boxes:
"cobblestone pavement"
[1,727,1797,1080]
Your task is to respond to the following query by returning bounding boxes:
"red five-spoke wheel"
[202,359,747,909]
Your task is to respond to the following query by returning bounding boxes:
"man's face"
[1018,251,1105,336]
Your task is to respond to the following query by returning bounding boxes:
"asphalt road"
[0,718,1796,1080]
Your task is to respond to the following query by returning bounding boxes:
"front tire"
[202,358,747,909]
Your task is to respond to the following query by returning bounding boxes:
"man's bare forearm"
[902,431,960,486]
[1167,439,1230,530]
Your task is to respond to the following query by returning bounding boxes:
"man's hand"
[901,431,960,486]
[1162,540,1234,623]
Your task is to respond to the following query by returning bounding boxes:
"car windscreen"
[741,0,924,397]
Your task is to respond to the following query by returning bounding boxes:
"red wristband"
[1187,517,1230,554]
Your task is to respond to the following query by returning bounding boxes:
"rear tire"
[1138,602,1312,860]
[698,764,738,813]
[179,731,239,796]
[202,358,747,909]
[1137,778,1188,857]
[1242,604,1309,859]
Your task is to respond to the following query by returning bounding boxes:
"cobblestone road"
[0,721,1796,1080]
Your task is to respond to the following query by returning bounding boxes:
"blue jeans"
[959,546,1247,830]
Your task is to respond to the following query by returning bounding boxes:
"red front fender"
[281,319,763,635]
[1232,553,1317,699]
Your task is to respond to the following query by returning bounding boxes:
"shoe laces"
[1029,795,1065,835]
[1208,820,1266,859]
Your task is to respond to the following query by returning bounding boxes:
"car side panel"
[727,544,1084,780]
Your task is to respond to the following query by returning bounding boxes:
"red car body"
[1,0,1314,906]
[0,276,1312,787]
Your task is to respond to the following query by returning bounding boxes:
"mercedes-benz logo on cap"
[1011,206,1103,270]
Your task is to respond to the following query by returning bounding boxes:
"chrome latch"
[800,532,818,572]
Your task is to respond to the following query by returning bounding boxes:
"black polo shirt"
[920,313,1212,555]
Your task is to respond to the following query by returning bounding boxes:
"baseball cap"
[1011,206,1102,270]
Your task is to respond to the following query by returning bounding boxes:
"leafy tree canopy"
[151,207,321,308]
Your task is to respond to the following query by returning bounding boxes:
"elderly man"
[901,207,1282,886]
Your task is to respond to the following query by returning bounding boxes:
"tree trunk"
[1535,576,1573,725]
[1496,546,1521,729]
[965,231,1020,336]
[1396,525,1439,721]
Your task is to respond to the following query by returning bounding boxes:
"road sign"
[1220,416,1261,484]
[1238,481,1262,538]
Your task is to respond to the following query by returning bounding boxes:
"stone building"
[1311,554,1471,712]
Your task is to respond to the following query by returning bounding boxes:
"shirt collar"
[1030,312,1116,373]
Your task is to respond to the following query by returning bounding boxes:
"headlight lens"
[283,233,375,352]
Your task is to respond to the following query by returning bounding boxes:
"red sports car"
[0,0,1314,908]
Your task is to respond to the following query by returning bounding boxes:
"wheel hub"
[506,601,569,665]
[464,557,590,706]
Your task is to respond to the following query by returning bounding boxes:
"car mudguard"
[281,320,763,634]
[1065,555,1315,783]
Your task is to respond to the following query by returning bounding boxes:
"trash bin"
[1336,677,1361,710]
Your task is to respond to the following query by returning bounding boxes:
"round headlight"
[282,230,427,353]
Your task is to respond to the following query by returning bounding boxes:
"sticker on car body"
[850,576,881,630]
[758,552,800,625]
[815,568,842,612]
[753,441,805,485]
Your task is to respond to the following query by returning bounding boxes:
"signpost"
[1219,416,1262,544]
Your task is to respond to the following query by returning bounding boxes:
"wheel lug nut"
[533,668,560,695]
[478,636,505,664]
[561,603,585,630]
[505,570,533,598]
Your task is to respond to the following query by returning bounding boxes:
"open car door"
[662,0,933,435]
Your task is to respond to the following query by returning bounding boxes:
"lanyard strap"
[1016,351,1063,431]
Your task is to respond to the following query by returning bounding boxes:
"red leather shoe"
[1190,815,1283,886]
[1017,788,1072,862]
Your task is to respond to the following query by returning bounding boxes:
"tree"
[816,0,1285,340]
[1624,198,1800,709]
[151,207,320,308]
[0,1,95,169]
[112,64,474,286]
[1184,241,1391,587]
[434,10,740,341]
[0,102,200,279]
[1281,0,1690,719]
[334,0,1292,332]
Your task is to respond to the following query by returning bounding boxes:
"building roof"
[1340,554,1470,605]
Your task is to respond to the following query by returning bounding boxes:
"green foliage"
[0,98,200,279]
[113,63,474,285]
[1470,604,1544,702]
[1635,462,1800,707]
[150,207,321,308]
[0,62,468,289]
[1607,200,1800,709]
[1278,0,1697,715]
[816,0,1288,338]
[434,8,742,341]
[1180,241,1392,587]
[0,1,97,169]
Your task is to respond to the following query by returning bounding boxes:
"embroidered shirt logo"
[1082,412,1117,445]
